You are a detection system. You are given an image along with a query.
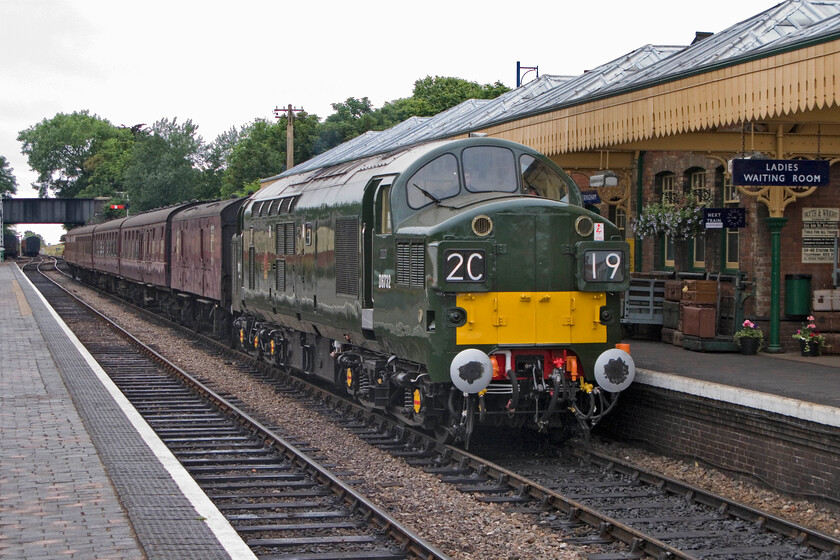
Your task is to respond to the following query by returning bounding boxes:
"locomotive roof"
[258,0,840,181]
[253,139,453,202]
[121,203,193,228]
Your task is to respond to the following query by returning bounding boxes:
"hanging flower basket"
[631,192,707,241]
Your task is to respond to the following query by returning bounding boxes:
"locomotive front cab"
[379,138,635,443]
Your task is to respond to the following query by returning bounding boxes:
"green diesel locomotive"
[232,137,634,445]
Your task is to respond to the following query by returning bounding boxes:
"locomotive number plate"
[444,249,486,283]
[584,250,625,283]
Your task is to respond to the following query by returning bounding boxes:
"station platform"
[626,338,840,427]
[2,260,838,558]
[0,262,256,560]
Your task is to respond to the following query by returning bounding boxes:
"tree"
[308,77,511,156]
[221,120,286,198]
[0,156,18,197]
[17,111,123,198]
[23,230,46,245]
[201,126,242,200]
[410,76,510,115]
[78,128,137,197]
[123,118,204,212]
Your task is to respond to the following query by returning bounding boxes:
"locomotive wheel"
[434,424,454,444]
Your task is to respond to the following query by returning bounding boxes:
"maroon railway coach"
[170,198,247,335]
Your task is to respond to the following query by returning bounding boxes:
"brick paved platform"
[0,262,255,560]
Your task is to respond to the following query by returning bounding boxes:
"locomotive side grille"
[410,243,425,287]
[335,218,359,296]
[396,240,425,288]
[284,223,296,254]
[276,222,295,255]
[248,247,255,290]
[275,260,286,291]
[274,222,295,293]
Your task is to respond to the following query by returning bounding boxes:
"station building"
[286,0,840,352]
[473,1,840,352]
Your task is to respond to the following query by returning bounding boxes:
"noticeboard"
[703,208,746,229]
[802,208,839,263]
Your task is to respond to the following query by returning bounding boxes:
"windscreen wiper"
[413,183,443,205]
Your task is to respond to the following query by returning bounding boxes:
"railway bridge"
[1,197,108,225]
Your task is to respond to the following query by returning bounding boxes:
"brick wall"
[635,153,840,322]
[598,385,840,503]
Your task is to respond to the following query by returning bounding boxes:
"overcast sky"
[2,0,779,243]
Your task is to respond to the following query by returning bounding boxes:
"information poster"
[802,208,839,263]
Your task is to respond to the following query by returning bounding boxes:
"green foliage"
[17,110,124,198]
[0,156,18,197]
[123,118,203,212]
[411,76,510,115]
[78,129,136,197]
[23,230,46,245]
[631,192,707,241]
[792,316,828,353]
[733,320,763,349]
[221,120,286,198]
[15,74,511,205]
[200,127,242,200]
[311,77,510,153]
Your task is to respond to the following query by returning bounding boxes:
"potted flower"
[733,319,763,355]
[792,316,827,356]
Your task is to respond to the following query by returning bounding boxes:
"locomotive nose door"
[493,214,538,343]
[362,175,396,335]
[458,212,579,346]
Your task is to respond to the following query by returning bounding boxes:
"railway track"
[26,260,448,560]
[39,258,840,559]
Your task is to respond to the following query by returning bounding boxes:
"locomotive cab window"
[407,153,459,209]
[462,146,517,193]
[520,154,570,202]
[376,184,392,234]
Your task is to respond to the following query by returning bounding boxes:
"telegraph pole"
[274,104,304,170]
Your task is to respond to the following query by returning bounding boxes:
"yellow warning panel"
[456,291,606,346]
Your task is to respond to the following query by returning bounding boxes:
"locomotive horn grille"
[575,216,594,237]
[472,215,493,237]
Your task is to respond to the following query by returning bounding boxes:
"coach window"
[463,146,517,193]
[406,154,459,209]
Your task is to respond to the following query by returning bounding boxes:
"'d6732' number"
[584,250,625,283]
